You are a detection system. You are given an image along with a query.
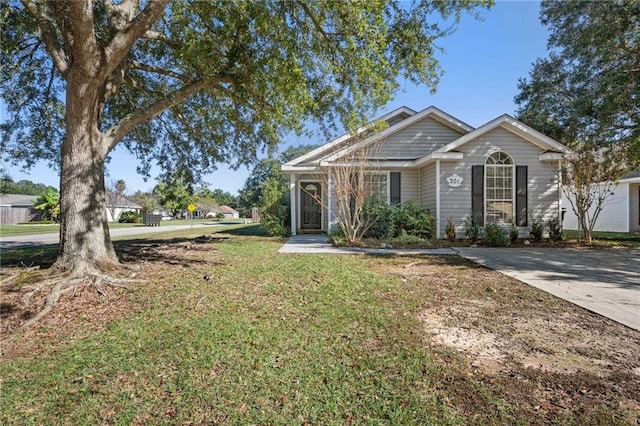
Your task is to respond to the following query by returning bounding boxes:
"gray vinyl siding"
[374,117,465,160]
[394,168,419,204]
[630,183,640,233]
[438,127,561,237]
[420,164,437,213]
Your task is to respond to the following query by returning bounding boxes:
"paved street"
[0,222,223,250]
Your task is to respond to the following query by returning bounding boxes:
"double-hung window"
[364,172,389,203]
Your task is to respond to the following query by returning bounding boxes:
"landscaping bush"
[328,224,347,246]
[260,211,290,237]
[363,202,395,239]
[463,214,481,243]
[509,223,519,244]
[363,201,433,240]
[400,201,433,239]
[386,230,431,248]
[530,215,544,242]
[118,211,142,223]
[483,223,508,247]
[548,217,563,242]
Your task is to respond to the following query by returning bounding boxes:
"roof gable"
[283,106,417,167]
[434,114,572,155]
[287,106,473,168]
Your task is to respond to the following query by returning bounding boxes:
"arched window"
[485,151,514,224]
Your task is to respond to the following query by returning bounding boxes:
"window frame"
[484,151,515,225]
[363,171,390,204]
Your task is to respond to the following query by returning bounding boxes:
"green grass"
[0,232,465,424]
[564,229,640,248]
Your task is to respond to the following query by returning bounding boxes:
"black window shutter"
[515,166,528,226]
[471,165,484,226]
[390,172,401,204]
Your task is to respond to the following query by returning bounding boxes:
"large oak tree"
[1,0,490,275]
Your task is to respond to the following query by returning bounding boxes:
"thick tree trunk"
[54,70,118,274]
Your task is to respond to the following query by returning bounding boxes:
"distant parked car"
[161,215,173,221]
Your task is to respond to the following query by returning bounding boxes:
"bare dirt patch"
[374,255,640,424]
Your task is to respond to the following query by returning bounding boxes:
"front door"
[300,182,322,230]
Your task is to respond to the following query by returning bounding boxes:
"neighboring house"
[206,205,239,219]
[106,192,142,222]
[282,106,574,238]
[0,194,41,224]
[562,169,640,233]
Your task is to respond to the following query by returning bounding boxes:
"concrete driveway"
[456,247,640,331]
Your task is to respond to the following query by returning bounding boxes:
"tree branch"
[105,78,218,151]
[129,61,191,83]
[103,0,169,77]
[20,0,69,76]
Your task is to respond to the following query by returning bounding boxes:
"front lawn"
[1,226,638,424]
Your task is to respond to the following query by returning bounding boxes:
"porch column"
[290,173,297,236]
[327,172,332,230]
[436,160,441,239]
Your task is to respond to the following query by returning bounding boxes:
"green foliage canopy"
[515,0,640,167]
[1,0,492,181]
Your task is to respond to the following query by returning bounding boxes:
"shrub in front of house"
[363,201,433,240]
[483,223,508,247]
[119,211,142,223]
[548,217,563,242]
[399,201,433,239]
[463,214,481,243]
[530,215,544,242]
[509,223,519,244]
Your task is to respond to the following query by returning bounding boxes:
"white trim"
[298,179,324,232]
[414,152,464,167]
[539,152,572,161]
[290,174,297,236]
[436,160,441,239]
[363,171,391,204]
[619,175,640,184]
[327,172,332,228]
[282,165,319,172]
[319,160,415,168]
[484,151,515,225]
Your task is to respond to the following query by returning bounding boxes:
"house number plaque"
[446,173,463,187]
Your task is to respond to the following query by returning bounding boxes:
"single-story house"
[106,192,142,222]
[0,194,41,224]
[206,205,239,219]
[282,106,574,238]
[562,169,640,233]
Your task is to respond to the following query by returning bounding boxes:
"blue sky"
[2,0,549,195]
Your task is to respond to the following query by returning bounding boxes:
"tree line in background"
[515,0,639,243]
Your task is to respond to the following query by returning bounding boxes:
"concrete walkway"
[279,236,639,331]
[278,234,457,255]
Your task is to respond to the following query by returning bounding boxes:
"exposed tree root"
[4,269,144,342]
